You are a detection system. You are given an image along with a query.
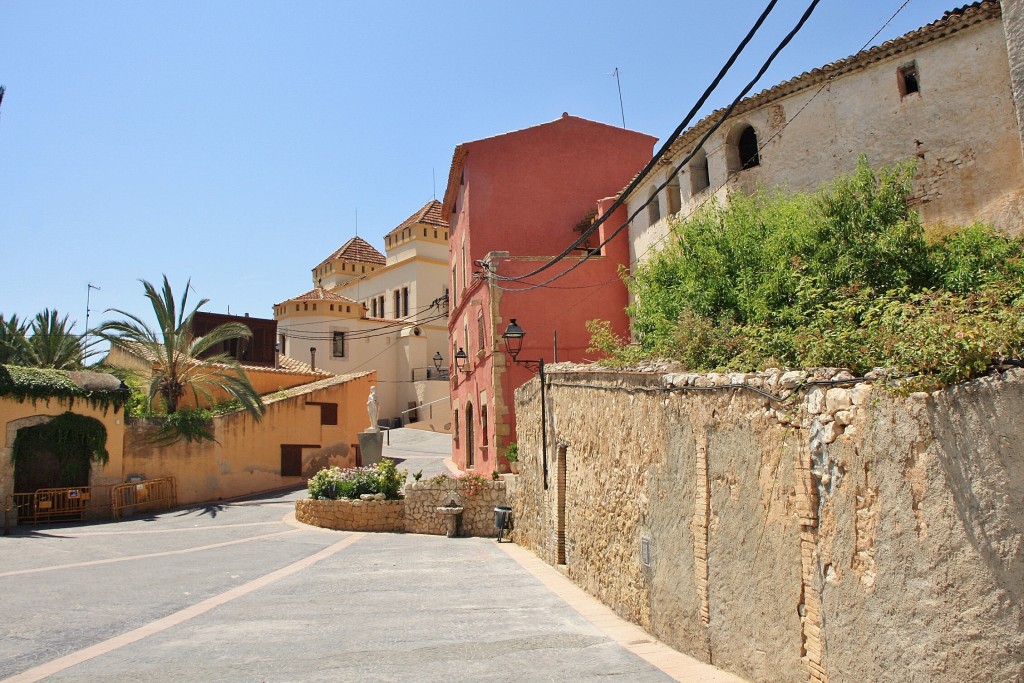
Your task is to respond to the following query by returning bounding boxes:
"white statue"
[367,386,379,432]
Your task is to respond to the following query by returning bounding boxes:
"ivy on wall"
[0,365,128,412]
[11,411,109,486]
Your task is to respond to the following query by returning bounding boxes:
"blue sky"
[1,0,949,338]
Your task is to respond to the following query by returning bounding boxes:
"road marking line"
[0,529,300,578]
[40,521,284,537]
[1,533,364,683]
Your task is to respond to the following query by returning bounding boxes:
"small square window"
[898,62,920,97]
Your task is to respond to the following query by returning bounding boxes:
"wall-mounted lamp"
[500,318,547,488]
[454,347,469,373]
[432,351,443,373]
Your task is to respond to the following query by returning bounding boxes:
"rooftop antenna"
[84,282,100,338]
[355,208,358,238]
[432,167,436,200]
[612,67,626,128]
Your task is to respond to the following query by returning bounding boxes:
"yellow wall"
[122,372,374,505]
[0,396,126,527]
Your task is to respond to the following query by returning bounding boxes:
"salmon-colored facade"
[443,114,655,475]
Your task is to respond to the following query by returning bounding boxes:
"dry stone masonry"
[294,480,509,537]
[513,362,1024,683]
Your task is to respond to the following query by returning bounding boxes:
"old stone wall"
[513,364,1024,683]
[404,479,508,537]
[294,479,509,537]
[295,497,404,532]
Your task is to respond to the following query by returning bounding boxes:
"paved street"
[0,430,742,683]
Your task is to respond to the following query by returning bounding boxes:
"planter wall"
[295,497,404,532]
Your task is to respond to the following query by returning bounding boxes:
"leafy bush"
[307,458,408,500]
[594,157,1024,388]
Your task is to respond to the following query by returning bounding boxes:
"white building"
[628,1,1024,266]
[274,200,451,431]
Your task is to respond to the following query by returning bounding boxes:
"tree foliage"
[592,157,1024,389]
[96,275,265,435]
[0,310,93,369]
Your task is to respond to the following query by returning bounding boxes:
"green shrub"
[591,157,1024,387]
[307,458,408,500]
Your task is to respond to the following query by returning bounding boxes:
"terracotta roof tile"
[316,236,386,269]
[665,1,1001,159]
[386,199,449,239]
[276,287,359,307]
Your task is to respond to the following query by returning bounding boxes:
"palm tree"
[96,275,264,420]
[0,313,29,365]
[26,309,92,369]
[0,310,92,369]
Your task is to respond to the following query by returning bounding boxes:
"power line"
[489,0,824,291]
[491,0,784,284]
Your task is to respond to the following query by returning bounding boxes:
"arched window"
[647,187,661,225]
[690,148,710,194]
[666,174,681,215]
[738,125,760,169]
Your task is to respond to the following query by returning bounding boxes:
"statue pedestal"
[358,430,384,467]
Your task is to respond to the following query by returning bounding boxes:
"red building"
[443,113,655,475]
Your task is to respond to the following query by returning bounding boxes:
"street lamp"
[454,347,469,373]
[500,319,547,488]
[432,351,443,373]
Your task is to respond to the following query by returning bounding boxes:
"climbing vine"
[0,365,127,413]
[11,412,109,486]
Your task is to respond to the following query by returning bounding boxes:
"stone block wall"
[513,363,1024,683]
[294,479,509,537]
[294,498,404,532]
[404,479,508,537]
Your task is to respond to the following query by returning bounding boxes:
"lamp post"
[501,319,547,489]
[454,347,469,373]
[432,351,443,373]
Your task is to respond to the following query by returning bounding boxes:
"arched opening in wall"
[666,174,681,215]
[647,188,661,225]
[465,402,475,469]
[689,148,710,194]
[10,414,103,493]
[727,123,760,172]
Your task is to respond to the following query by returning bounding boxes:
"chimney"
[309,346,317,372]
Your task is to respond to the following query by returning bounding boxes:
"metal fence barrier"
[2,477,178,532]
[4,485,113,529]
[111,477,177,519]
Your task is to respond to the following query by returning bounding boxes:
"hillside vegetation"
[589,157,1024,390]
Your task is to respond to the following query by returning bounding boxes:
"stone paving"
[0,429,744,683]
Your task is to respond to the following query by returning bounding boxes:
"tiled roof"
[274,355,332,376]
[276,287,359,307]
[441,114,655,217]
[386,199,449,239]
[263,370,375,405]
[317,236,386,269]
[664,1,1001,159]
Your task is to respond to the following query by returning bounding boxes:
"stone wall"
[294,479,509,537]
[404,479,508,537]
[513,363,1024,683]
[294,497,404,532]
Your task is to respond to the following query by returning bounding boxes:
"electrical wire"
[490,0,824,292]
[487,0,784,284]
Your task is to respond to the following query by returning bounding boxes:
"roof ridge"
[666,0,1001,158]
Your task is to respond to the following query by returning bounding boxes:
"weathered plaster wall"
[123,374,372,505]
[513,365,1023,682]
[0,396,126,528]
[629,5,1024,268]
